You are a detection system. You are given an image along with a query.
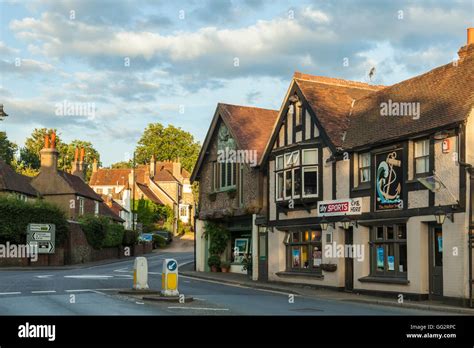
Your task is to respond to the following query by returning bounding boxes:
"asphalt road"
[0,250,455,315]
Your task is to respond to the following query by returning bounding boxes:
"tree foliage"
[135,123,200,172]
[0,131,17,164]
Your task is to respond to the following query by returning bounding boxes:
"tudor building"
[260,28,474,304]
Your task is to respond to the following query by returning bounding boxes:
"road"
[0,250,456,315]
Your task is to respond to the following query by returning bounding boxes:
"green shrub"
[207,255,221,268]
[78,214,110,249]
[122,229,138,246]
[103,223,125,248]
[0,196,68,245]
[152,234,166,248]
[204,221,230,256]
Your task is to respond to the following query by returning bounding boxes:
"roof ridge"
[218,102,278,112]
[293,72,385,91]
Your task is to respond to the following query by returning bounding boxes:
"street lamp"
[434,206,453,224]
[320,218,329,231]
[341,216,351,230]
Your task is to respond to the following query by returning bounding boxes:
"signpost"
[161,258,179,296]
[26,224,55,254]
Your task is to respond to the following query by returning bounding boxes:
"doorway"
[258,231,268,281]
[429,225,443,297]
[344,227,354,291]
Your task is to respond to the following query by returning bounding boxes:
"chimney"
[172,159,181,180]
[458,27,474,60]
[40,131,59,172]
[92,158,98,173]
[150,155,156,178]
[71,147,85,180]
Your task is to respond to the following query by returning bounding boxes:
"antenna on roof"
[367,66,376,83]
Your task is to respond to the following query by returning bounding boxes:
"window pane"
[376,245,384,271]
[397,225,407,239]
[285,170,292,198]
[302,246,309,269]
[387,226,394,240]
[303,149,318,165]
[284,153,292,168]
[220,163,226,187]
[415,139,429,157]
[360,168,370,182]
[291,246,301,268]
[312,245,322,267]
[416,157,429,174]
[311,230,321,241]
[292,151,300,166]
[293,168,301,197]
[227,162,232,186]
[303,167,318,196]
[387,244,395,271]
[276,156,283,170]
[376,226,384,239]
[292,232,300,243]
[276,172,284,199]
[303,231,310,242]
[399,244,407,273]
[359,152,370,168]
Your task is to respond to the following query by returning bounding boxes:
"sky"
[0,0,473,166]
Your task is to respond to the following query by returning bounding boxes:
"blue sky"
[0,0,473,166]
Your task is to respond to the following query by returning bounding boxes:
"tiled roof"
[99,201,125,222]
[136,182,164,205]
[0,159,38,197]
[57,171,102,201]
[294,72,385,148]
[344,51,474,149]
[89,168,147,186]
[219,103,279,164]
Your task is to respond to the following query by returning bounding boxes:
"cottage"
[0,159,39,201]
[30,132,124,223]
[192,103,279,276]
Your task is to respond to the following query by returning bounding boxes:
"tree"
[135,123,201,172]
[61,140,100,181]
[109,161,132,169]
[0,132,16,164]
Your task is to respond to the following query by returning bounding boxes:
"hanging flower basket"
[321,263,337,272]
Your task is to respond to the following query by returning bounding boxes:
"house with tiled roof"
[0,159,39,201]
[260,28,474,305]
[30,133,124,223]
[191,103,279,275]
[89,157,194,233]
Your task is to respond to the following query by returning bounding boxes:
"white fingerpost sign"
[27,223,55,254]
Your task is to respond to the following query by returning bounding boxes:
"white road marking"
[65,289,93,293]
[36,275,53,279]
[136,302,144,305]
[64,275,114,279]
[179,275,298,296]
[31,290,56,294]
[0,292,21,295]
[168,306,229,311]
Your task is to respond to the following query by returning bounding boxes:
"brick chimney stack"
[150,155,156,178]
[172,158,182,180]
[39,130,59,172]
[71,147,85,180]
[458,27,474,60]
[92,158,98,173]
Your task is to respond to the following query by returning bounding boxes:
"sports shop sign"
[317,198,363,217]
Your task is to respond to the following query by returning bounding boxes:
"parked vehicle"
[151,230,173,244]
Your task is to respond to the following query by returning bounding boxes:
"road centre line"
[31,290,56,294]
[168,306,229,311]
[0,292,21,295]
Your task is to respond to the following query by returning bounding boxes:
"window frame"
[358,152,371,184]
[370,224,407,278]
[78,197,85,216]
[414,138,430,176]
[285,230,323,273]
[302,166,318,198]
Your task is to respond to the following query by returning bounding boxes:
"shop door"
[344,227,354,291]
[258,232,268,281]
[429,226,443,297]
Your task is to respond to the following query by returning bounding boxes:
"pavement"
[179,262,474,315]
[0,236,468,315]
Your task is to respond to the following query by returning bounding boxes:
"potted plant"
[208,255,221,272]
[221,261,231,273]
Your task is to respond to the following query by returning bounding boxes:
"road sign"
[162,258,179,297]
[27,224,55,254]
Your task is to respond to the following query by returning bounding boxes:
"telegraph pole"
[132,151,136,232]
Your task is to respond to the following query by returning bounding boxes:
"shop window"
[370,224,407,277]
[286,230,322,272]
[358,152,371,183]
[414,139,430,175]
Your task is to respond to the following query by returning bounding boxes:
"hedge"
[122,229,138,246]
[103,223,125,248]
[0,196,68,245]
[78,215,109,249]
[152,234,167,248]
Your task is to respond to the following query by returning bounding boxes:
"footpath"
[179,262,474,315]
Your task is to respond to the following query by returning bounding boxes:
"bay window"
[275,148,319,202]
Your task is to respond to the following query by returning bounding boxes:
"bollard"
[133,257,149,290]
[161,258,179,296]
